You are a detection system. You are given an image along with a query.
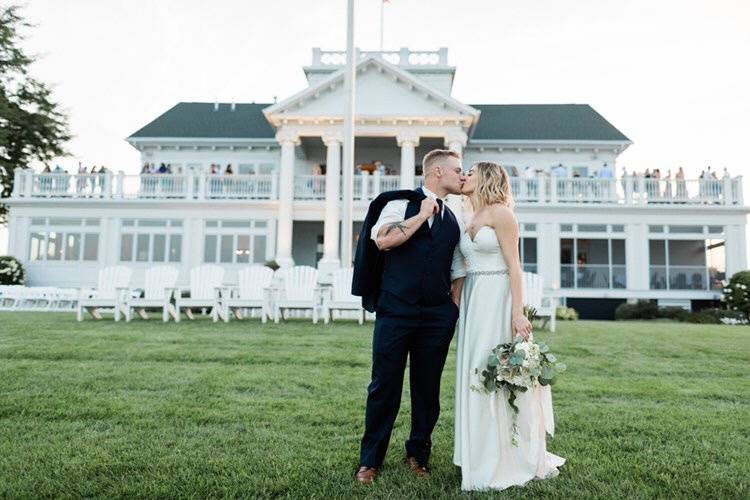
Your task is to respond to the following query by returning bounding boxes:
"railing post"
[11,167,23,197]
[187,173,196,199]
[372,170,381,197]
[735,176,743,205]
[723,175,732,205]
[361,174,369,201]
[24,169,33,197]
[116,171,125,198]
[638,176,646,204]
[197,173,207,200]
[103,171,112,199]
[537,173,547,203]
[550,177,558,204]
[624,176,633,204]
[399,47,410,66]
[437,47,448,65]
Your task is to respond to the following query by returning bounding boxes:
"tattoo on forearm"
[385,221,408,237]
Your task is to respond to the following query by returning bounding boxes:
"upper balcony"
[8,169,745,206]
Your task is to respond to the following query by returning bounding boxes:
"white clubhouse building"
[5,48,748,318]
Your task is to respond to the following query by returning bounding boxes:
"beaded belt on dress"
[466,269,509,276]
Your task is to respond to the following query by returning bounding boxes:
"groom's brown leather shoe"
[405,456,430,479]
[355,466,378,485]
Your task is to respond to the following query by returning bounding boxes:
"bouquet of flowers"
[473,336,565,445]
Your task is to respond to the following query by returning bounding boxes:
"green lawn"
[0,313,748,499]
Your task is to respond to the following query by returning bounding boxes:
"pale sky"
[1,0,749,253]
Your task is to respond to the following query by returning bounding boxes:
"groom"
[351,149,467,484]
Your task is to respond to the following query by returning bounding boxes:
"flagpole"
[379,0,384,52]
[341,0,356,267]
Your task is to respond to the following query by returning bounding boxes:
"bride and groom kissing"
[351,149,564,491]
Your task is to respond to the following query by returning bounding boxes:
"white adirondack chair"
[215,265,274,323]
[322,267,365,324]
[174,264,225,321]
[268,266,321,323]
[53,288,79,311]
[119,265,180,322]
[77,266,133,321]
[0,285,23,310]
[523,271,556,332]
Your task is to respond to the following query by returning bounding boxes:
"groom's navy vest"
[380,196,460,307]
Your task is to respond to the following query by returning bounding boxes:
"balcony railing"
[10,169,745,206]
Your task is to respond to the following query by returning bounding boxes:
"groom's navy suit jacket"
[351,188,460,312]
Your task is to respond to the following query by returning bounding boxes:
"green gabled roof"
[469,104,630,142]
[128,102,275,139]
[129,102,629,143]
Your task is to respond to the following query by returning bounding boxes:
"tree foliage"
[0,4,71,223]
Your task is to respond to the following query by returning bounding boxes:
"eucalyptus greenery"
[473,335,565,445]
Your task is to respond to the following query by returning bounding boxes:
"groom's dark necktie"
[431,199,444,235]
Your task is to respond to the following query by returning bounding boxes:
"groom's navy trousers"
[359,290,459,468]
[355,190,461,469]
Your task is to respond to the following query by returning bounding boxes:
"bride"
[452,161,565,491]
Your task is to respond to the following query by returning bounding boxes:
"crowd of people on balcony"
[141,162,174,174]
[21,159,736,205]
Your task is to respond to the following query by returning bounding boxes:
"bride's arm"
[491,205,532,340]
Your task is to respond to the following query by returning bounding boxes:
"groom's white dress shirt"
[370,186,466,280]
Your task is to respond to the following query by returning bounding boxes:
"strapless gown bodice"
[459,226,508,273]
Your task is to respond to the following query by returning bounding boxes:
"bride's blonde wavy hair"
[470,161,515,209]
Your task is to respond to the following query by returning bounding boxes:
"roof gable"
[263,56,479,123]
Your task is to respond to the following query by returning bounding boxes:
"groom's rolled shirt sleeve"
[451,244,467,280]
[370,200,408,241]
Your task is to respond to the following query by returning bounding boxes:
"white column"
[537,222,561,290]
[11,168,23,197]
[725,223,747,278]
[398,132,419,189]
[444,131,468,220]
[275,129,300,268]
[319,134,342,276]
[626,223,650,291]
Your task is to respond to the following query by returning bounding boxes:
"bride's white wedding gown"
[453,226,565,491]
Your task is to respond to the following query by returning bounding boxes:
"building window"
[119,219,183,263]
[561,238,626,289]
[649,239,725,291]
[203,219,270,264]
[27,218,100,262]
[520,237,537,273]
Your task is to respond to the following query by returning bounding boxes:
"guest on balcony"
[664,169,673,198]
[675,167,686,199]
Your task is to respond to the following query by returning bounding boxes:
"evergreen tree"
[0,4,71,223]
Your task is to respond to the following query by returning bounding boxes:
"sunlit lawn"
[0,313,748,499]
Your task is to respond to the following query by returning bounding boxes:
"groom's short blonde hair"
[422,149,460,176]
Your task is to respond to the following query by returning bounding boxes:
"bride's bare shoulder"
[488,203,516,226]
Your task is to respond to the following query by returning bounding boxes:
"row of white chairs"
[74,264,366,324]
[0,286,79,311]
[3,267,554,331]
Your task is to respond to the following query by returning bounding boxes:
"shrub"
[615,300,658,320]
[721,271,750,316]
[555,306,578,321]
[686,311,720,324]
[0,256,25,285]
[264,260,280,271]
[657,306,690,321]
